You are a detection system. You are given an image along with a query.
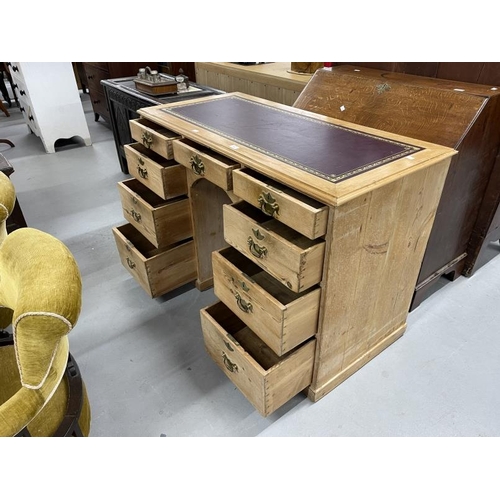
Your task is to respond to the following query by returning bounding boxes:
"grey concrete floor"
[1,91,499,437]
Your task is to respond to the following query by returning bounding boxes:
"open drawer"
[112,223,196,298]
[223,201,325,293]
[117,178,192,248]
[124,143,187,200]
[130,117,182,159]
[213,246,320,356]
[173,138,240,191]
[201,301,316,417]
[233,168,329,239]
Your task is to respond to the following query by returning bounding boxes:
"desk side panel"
[309,158,451,400]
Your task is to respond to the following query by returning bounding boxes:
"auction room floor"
[1,90,499,437]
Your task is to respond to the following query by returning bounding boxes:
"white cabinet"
[8,62,92,153]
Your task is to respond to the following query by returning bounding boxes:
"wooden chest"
[133,92,455,415]
[294,65,500,308]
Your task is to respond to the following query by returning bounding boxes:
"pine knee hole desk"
[113,92,456,416]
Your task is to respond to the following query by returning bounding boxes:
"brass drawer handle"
[247,236,267,259]
[142,130,153,149]
[234,292,253,313]
[258,191,280,218]
[130,209,142,223]
[190,154,205,176]
[222,352,238,373]
[126,257,136,269]
[137,157,148,179]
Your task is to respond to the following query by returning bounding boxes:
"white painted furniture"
[8,62,92,153]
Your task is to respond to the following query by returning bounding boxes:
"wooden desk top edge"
[138,92,457,206]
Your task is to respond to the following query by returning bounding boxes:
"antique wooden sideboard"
[294,65,500,308]
[194,62,312,105]
[112,92,455,416]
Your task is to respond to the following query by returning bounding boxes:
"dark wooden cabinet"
[82,62,158,122]
[294,65,500,309]
[101,76,223,174]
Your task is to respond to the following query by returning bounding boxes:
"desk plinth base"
[307,323,406,402]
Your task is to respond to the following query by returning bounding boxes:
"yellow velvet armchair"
[0,172,91,436]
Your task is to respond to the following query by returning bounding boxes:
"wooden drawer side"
[223,202,325,292]
[130,118,182,159]
[233,168,329,239]
[201,301,315,417]
[173,138,240,191]
[213,247,320,355]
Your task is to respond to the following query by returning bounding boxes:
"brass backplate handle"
[190,154,205,176]
[126,257,136,269]
[248,236,268,259]
[137,165,148,179]
[234,292,253,313]
[130,209,142,223]
[258,191,280,218]
[222,352,238,373]
[142,130,153,148]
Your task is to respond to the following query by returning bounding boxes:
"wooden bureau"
[293,65,500,308]
[113,92,455,416]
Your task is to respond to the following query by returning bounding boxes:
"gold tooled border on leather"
[162,96,422,183]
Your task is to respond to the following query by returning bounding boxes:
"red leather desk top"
[161,95,422,182]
